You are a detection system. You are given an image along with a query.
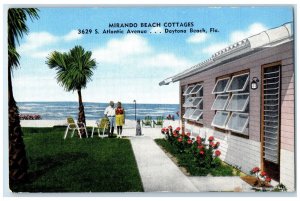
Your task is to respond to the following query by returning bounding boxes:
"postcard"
[4,5,295,194]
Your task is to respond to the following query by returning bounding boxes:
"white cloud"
[230,23,268,42]
[202,22,268,56]
[63,30,83,41]
[93,34,192,71]
[186,33,208,43]
[150,27,164,34]
[17,30,83,59]
[18,32,59,53]
[93,34,152,64]
[144,53,192,70]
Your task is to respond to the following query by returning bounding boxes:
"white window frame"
[211,94,230,110]
[189,109,203,121]
[192,97,203,108]
[183,108,195,119]
[226,73,250,93]
[226,93,250,112]
[183,85,195,96]
[211,111,230,129]
[189,84,203,95]
[212,77,230,94]
[225,112,249,134]
[183,97,195,107]
[196,115,203,123]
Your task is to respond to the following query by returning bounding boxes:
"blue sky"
[12,6,293,104]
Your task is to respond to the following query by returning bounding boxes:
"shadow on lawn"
[29,152,88,181]
[23,152,88,192]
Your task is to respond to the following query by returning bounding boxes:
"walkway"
[130,136,253,192]
[130,136,198,192]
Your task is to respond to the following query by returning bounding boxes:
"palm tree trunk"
[77,89,87,137]
[8,68,28,189]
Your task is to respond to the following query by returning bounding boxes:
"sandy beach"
[20,119,180,139]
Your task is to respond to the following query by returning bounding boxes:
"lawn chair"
[64,117,88,139]
[91,118,110,138]
[142,116,152,127]
[153,116,164,128]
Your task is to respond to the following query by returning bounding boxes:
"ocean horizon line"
[18,102,180,120]
[17,101,179,105]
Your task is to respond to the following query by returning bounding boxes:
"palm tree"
[8,8,39,188]
[46,46,97,136]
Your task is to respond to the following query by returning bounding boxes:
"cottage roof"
[159,22,293,86]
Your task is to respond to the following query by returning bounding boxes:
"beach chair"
[64,117,88,139]
[142,116,152,127]
[153,116,164,128]
[91,118,110,138]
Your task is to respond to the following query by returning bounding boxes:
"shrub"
[161,126,222,170]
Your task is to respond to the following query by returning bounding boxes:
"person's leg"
[116,115,120,138]
[108,117,112,137]
[111,117,115,137]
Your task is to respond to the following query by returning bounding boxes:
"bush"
[159,126,233,176]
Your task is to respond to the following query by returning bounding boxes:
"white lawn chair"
[64,117,88,139]
[91,118,110,138]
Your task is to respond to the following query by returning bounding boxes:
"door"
[261,62,281,181]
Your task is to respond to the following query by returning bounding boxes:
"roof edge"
[159,22,293,86]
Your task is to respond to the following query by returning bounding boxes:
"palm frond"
[8,8,39,48]
[8,8,39,71]
[8,45,20,68]
[46,45,97,92]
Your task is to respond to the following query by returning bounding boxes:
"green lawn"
[13,127,144,192]
[155,138,239,177]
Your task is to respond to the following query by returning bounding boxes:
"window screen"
[183,108,195,119]
[183,97,194,107]
[211,111,230,128]
[183,85,195,95]
[211,94,230,110]
[189,109,203,121]
[226,93,249,112]
[226,112,249,134]
[190,84,203,95]
[212,78,230,94]
[226,73,249,92]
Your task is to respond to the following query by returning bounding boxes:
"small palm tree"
[46,46,97,136]
[8,8,39,188]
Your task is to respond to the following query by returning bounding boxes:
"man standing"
[104,101,115,138]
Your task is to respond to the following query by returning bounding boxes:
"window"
[212,77,230,94]
[183,85,195,95]
[182,82,204,123]
[226,73,249,92]
[189,109,203,121]
[211,94,230,110]
[183,108,195,119]
[211,71,250,136]
[190,84,203,95]
[226,93,249,112]
[183,97,195,107]
[211,111,230,128]
[226,112,249,133]
[192,97,203,108]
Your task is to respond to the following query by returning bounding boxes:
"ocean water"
[18,102,180,120]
